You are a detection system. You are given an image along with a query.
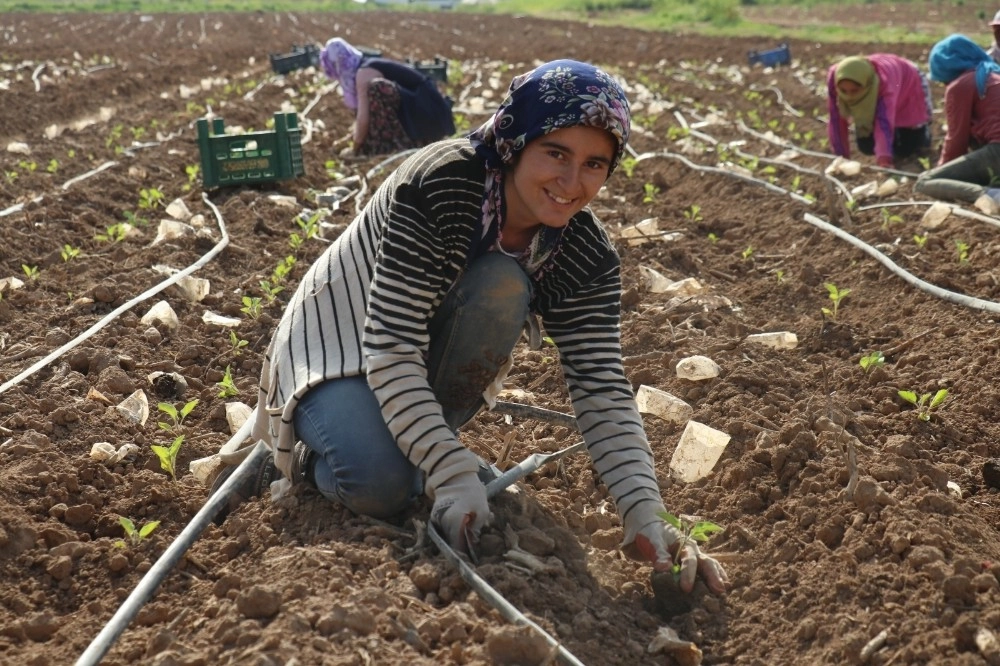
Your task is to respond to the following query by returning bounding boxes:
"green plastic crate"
[197,112,304,189]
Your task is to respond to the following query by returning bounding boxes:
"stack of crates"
[269,44,320,75]
[197,112,304,189]
[407,56,448,83]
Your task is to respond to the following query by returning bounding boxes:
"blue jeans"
[292,253,531,518]
[915,143,1000,204]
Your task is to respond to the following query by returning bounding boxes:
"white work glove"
[431,471,489,555]
[621,505,729,595]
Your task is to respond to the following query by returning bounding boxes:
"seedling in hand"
[658,511,724,576]
[859,350,885,374]
[898,389,948,421]
[150,435,184,480]
[115,516,160,548]
[822,282,850,321]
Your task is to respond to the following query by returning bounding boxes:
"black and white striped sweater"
[252,138,667,531]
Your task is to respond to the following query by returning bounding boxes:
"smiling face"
[502,125,616,243]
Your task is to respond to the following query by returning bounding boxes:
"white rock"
[676,355,720,381]
[639,265,674,292]
[116,390,149,426]
[621,218,660,246]
[165,198,192,221]
[825,156,861,176]
[669,421,731,484]
[850,181,879,200]
[152,219,194,245]
[225,402,253,435]
[660,277,704,298]
[745,331,798,349]
[877,179,899,197]
[202,311,241,328]
[6,141,31,155]
[90,442,117,461]
[921,202,953,229]
[636,386,693,425]
[140,301,180,332]
[0,276,25,293]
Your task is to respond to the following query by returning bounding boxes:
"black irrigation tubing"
[492,400,579,430]
[0,193,230,397]
[803,212,1000,314]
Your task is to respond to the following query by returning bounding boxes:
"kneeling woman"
[914,35,1000,213]
[320,37,455,156]
[219,59,728,596]
[827,53,933,168]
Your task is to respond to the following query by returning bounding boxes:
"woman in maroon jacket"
[915,34,1000,214]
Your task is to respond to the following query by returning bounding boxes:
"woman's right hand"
[431,472,489,555]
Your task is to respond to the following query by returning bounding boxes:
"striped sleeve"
[539,221,666,530]
[362,143,485,494]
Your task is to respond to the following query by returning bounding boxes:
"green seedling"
[60,244,80,262]
[880,208,903,229]
[46,159,59,174]
[96,223,127,243]
[4,170,17,183]
[105,123,123,149]
[272,256,297,284]
[741,246,754,262]
[183,164,200,191]
[296,211,321,241]
[658,512,724,576]
[913,233,928,249]
[115,516,160,548]
[157,399,199,432]
[241,295,263,319]
[138,187,164,210]
[821,282,850,321]
[619,156,637,179]
[917,156,931,170]
[859,350,885,374]
[666,125,690,141]
[288,232,304,252]
[123,210,149,227]
[324,159,345,180]
[217,365,239,399]
[707,232,719,244]
[774,269,786,283]
[683,204,703,222]
[897,389,948,421]
[21,264,39,281]
[18,159,37,172]
[150,435,184,480]
[259,279,284,304]
[955,239,970,264]
[130,126,146,141]
[228,330,248,355]
[642,182,660,204]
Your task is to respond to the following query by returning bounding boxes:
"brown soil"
[3,8,1000,666]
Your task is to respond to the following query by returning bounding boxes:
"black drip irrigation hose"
[491,400,579,430]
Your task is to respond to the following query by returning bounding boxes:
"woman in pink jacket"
[827,53,933,168]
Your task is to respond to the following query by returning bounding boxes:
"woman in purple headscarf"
[319,37,455,155]
[211,59,728,598]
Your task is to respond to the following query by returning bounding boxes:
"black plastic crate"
[269,44,320,75]
[748,43,791,68]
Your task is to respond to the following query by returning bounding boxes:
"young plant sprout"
[955,240,970,264]
[822,282,850,321]
[898,389,948,421]
[228,330,248,355]
[21,265,39,281]
[217,365,239,398]
[642,182,660,203]
[683,204,703,222]
[157,399,199,433]
[741,246,754,261]
[259,279,284,304]
[913,233,928,249]
[150,435,184,480]
[137,187,164,210]
[115,516,160,548]
[96,223,127,243]
[879,208,903,229]
[60,244,81,262]
[241,295,263,319]
[859,350,885,373]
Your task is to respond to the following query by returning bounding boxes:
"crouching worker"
[827,53,933,168]
[320,37,455,156]
[210,59,728,596]
[914,34,1000,215]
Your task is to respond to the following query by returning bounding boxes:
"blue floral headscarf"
[929,34,1000,97]
[467,60,631,274]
